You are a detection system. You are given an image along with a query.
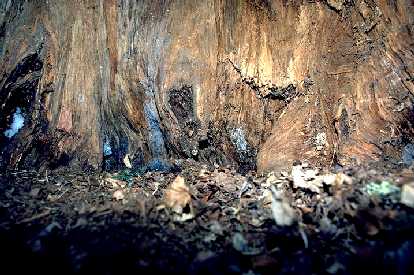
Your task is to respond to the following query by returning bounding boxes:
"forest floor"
[0,160,414,275]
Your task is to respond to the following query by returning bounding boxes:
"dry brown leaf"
[105,177,127,188]
[164,175,192,214]
[335,173,352,185]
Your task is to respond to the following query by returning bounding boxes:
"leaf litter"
[0,159,413,274]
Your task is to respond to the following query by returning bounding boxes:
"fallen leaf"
[232,233,261,255]
[366,222,380,236]
[174,212,194,222]
[29,187,41,198]
[326,262,345,274]
[164,175,192,214]
[198,169,210,180]
[209,221,224,235]
[401,182,414,208]
[261,189,273,206]
[123,154,132,169]
[105,177,127,188]
[335,172,352,185]
[113,190,125,200]
[270,186,296,226]
[291,165,321,193]
[264,172,278,187]
[321,174,337,186]
[252,255,279,270]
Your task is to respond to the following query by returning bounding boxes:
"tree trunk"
[0,0,413,173]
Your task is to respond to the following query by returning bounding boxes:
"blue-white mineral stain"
[103,139,112,156]
[144,100,167,158]
[145,158,172,172]
[4,107,25,138]
[402,143,414,166]
[230,128,248,152]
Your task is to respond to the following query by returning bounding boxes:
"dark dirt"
[0,160,414,275]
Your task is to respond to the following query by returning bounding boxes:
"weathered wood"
[0,0,413,173]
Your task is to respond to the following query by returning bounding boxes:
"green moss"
[363,181,400,197]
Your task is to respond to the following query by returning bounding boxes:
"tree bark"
[0,0,413,173]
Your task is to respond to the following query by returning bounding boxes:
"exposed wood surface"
[0,0,413,173]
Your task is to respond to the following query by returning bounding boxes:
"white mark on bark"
[230,128,247,152]
[4,107,25,138]
[314,132,327,151]
[103,139,112,156]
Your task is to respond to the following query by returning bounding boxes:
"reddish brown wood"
[0,0,413,173]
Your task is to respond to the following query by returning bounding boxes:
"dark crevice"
[198,138,210,150]
[339,108,350,138]
[0,53,43,147]
[168,85,194,125]
[0,51,50,171]
[225,58,299,103]
[167,86,200,160]
[165,85,256,172]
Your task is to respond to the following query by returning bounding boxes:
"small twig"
[298,223,309,249]
[152,182,160,196]
[329,147,337,168]
[94,209,112,218]
[327,69,353,75]
[53,188,69,201]
[17,209,51,224]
